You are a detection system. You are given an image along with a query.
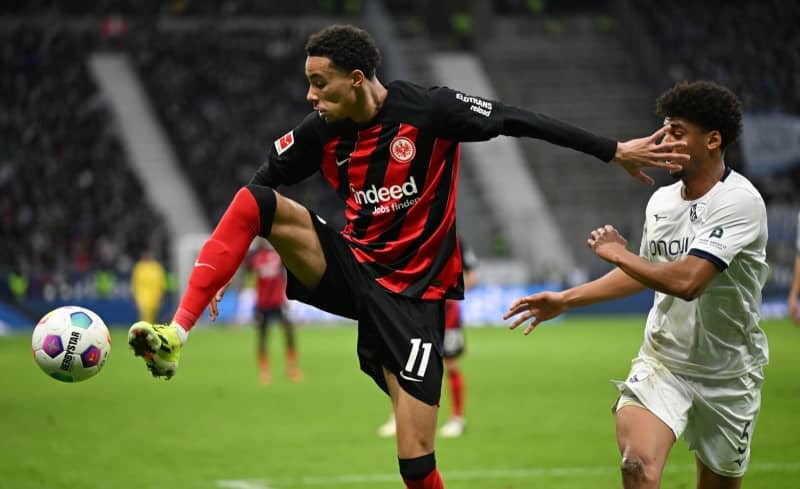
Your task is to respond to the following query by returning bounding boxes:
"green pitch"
[2,317,798,489]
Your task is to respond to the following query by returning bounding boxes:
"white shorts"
[612,356,763,478]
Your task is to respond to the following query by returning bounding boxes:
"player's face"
[305,56,360,122]
[661,117,719,180]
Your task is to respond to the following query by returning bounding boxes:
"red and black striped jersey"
[252,80,616,300]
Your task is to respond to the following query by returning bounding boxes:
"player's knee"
[620,456,645,479]
[620,455,658,483]
[397,428,435,456]
[398,452,436,481]
[243,184,277,237]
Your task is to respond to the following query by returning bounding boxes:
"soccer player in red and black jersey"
[246,238,301,385]
[128,25,687,489]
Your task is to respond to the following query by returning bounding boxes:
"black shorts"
[254,307,286,327]
[285,212,445,406]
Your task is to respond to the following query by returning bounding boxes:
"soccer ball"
[31,306,111,382]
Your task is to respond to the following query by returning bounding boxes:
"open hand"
[504,291,567,335]
[614,125,687,185]
[587,225,628,263]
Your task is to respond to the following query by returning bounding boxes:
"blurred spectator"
[7,271,28,302]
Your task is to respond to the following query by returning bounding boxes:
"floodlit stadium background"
[1,2,798,488]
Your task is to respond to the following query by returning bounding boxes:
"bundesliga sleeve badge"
[274,130,295,155]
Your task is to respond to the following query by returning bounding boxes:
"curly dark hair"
[305,25,381,78]
[656,81,743,150]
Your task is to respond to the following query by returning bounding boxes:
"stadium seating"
[0,26,169,295]
[473,14,661,279]
[3,2,797,296]
[0,0,353,16]
[129,24,347,229]
[633,0,798,114]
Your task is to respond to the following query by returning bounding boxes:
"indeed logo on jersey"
[456,92,493,117]
[350,177,420,215]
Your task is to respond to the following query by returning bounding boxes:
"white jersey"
[638,168,769,379]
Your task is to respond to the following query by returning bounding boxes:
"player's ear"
[706,130,722,151]
[351,69,365,87]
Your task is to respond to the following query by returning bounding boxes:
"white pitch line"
[217,461,800,488]
[217,481,274,489]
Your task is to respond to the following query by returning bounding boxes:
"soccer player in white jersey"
[504,81,769,489]
[788,211,800,325]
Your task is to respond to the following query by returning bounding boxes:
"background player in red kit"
[128,25,686,489]
[246,238,301,385]
[439,238,478,438]
[378,237,477,439]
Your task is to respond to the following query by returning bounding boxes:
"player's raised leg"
[616,405,675,489]
[384,368,444,489]
[128,184,326,378]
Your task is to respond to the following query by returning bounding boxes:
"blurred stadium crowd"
[1,0,797,318]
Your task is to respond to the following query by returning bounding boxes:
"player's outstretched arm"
[504,268,645,335]
[589,225,719,301]
[612,125,687,185]
[435,89,687,184]
[504,290,568,335]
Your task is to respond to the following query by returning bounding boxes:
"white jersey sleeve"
[639,219,649,258]
[688,187,765,270]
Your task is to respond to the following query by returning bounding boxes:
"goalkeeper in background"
[131,249,166,324]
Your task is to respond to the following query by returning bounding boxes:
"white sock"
[170,322,189,345]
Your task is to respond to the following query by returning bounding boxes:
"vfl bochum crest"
[689,202,707,223]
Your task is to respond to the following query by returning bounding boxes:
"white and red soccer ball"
[31,306,111,382]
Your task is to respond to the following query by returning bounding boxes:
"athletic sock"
[287,348,298,366]
[400,453,444,489]
[449,370,464,418]
[258,353,269,371]
[403,469,443,489]
[173,186,276,331]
